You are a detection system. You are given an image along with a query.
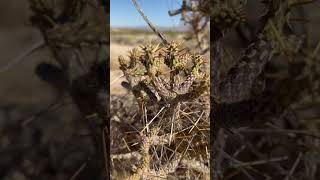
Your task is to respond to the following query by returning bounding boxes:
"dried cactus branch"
[131,0,169,45]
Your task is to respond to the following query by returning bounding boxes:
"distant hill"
[111,25,189,33]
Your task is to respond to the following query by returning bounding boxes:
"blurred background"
[111,0,182,28]
[0,1,108,179]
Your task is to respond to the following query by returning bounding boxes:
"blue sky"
[110,0,183,28]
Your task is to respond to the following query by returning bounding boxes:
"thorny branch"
[131,0,169,45]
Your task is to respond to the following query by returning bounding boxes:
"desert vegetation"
[110,0,210,179]
[1,0,320,179]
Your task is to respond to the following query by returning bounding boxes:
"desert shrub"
[112,37,210,180]
[110,0,210,179]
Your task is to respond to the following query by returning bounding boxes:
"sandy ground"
[110,43,132,96]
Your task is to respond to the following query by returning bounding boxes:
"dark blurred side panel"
[211,1,320,180]
[0,1,110,180]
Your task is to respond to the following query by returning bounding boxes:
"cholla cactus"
[119,41,209,105]
[112,1,210,178]
[116,41,209,179]
[211,7,246,31]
